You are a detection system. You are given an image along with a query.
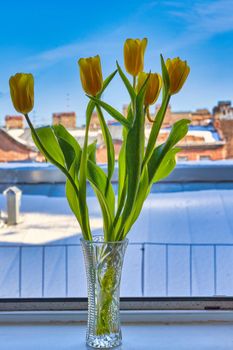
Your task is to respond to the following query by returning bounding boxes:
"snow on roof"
[0,189,233,245]
[150,124,221,143]
[187,129,219,142]
[0,128,36,151]
[69,128,99,137]
[6,129,25,139]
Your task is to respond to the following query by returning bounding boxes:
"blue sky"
[0,0,233,126]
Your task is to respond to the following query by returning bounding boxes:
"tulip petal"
[9,73,34,114]
[124,38,148,76]
[78,55,103,96]
[166,57,190,94]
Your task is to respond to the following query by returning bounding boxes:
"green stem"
[133,76,136,90]
[96,262,118,334]
[79,114,92,241]
[142,93,170,169]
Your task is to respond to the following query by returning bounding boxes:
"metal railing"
[1,161,233,184]
[0,242,232,298]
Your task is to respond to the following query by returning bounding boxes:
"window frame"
[0,297,233,312]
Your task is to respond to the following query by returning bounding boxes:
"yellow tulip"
[166,57,190,95]
[124,38,147,77]
[78,55,103,96]
[9,73,34,114]
[137,72,162,106]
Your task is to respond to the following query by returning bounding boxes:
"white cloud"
[25,1,155,71]
[26,38,120,70]
[173,0,233,34]
[26,0,233,70]
[159,0,233,53]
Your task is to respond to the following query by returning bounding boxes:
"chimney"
[3,186,22,225]
[5,115,24,129]
[52,112,76,128]
[90,111,100,130]
[122,105,128,117]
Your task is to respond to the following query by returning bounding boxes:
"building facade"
[1,101,233,163]
[0,129,40,162]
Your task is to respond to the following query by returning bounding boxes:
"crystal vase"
[81,236,128,348]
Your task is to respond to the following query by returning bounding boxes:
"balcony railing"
[0,242,232,298]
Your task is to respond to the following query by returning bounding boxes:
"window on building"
[199,156,211,161]
[177,156,189,161]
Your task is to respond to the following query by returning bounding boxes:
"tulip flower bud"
[124,38,147,77]
[137,72,162,106]
[78,55,103,96]
[166,57,190,95]
[9,73,34,114]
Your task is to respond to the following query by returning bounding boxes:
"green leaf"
[56,137,75,170]
[25,114,79,202]
[87,140,97,163]
[143,92,170,167]
[137,71,151,98]
[122,147,180,239]
[116,61,136,101]
[66,158,82,222]
[125,147,180,236]
[117,106,133,206]
[88,96,131,129]
[30,123,88,238]
[153,147,180,183]
[78,114,92,241]
[87,159,115,240]
[114,80,148,240]
[24,115,92,239]
[53,124,81,154]
[114,108,134,233]
[117,141,126,206]
[121,167,149,239]
[122,119,190,238]
[160,54,170,98]
[52,124,82,170]
[75,70,118,241]
[100,70,118,96]
[85,70,118,122]
[163,119,190,151]
[96,105,115,189]
[34,126,90,237]
[34,126,65,167]
[147,119,190,183]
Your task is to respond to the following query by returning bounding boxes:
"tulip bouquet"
[9,38,190,243]
[9,38,190,347]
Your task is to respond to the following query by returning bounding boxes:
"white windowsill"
[0,311,233,349]
[1,310,233,323]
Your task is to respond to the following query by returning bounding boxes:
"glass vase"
[81,236,128,348]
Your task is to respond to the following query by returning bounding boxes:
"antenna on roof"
[66,93,70,111]
[32,110,37,127]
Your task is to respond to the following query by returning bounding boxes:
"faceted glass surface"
[81,236,128,348]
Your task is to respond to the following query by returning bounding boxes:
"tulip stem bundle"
[9,38,190,242]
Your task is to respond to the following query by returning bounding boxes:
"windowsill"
[0,311,233,350]
[1,310,233,323]
[0,310,233,350]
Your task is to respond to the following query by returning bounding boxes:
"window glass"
[0,1,233,299]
